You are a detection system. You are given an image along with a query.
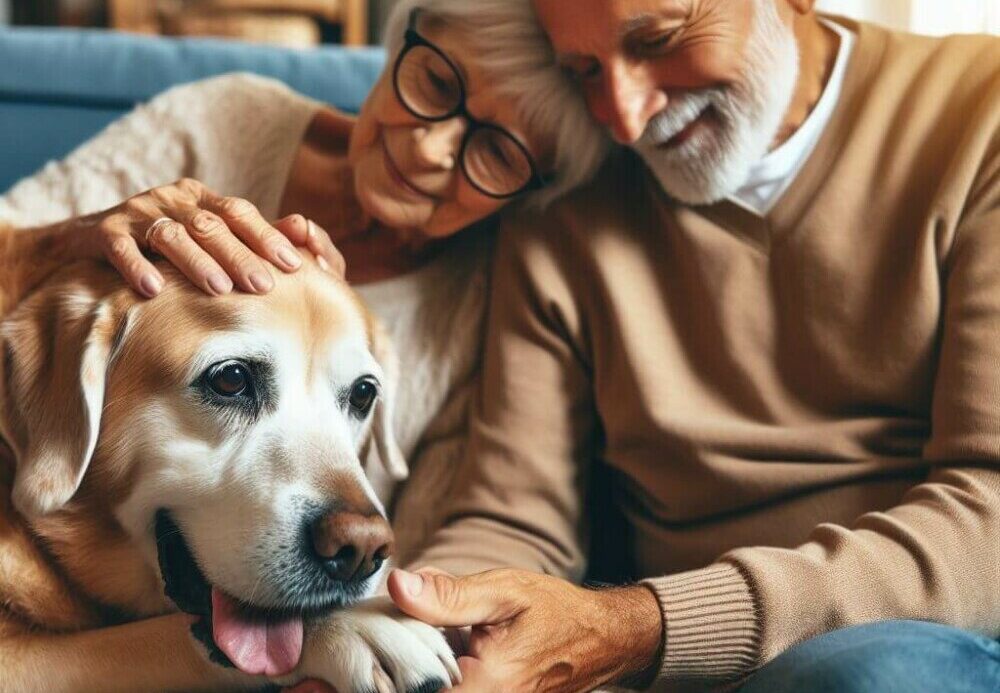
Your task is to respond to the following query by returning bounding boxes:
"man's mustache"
[639,89,722,146]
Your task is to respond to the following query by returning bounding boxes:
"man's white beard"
[634,1,800,205]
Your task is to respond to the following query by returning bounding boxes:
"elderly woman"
[0,0,606,564]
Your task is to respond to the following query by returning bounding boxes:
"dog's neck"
[0,430,169,632]
[0,499,160,634]
[0,430,132,633]
[30,501,171,621]
[0,443,110,632]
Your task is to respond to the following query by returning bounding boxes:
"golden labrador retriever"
[0,223,458,692]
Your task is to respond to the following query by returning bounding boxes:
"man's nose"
[599,59,668,145]
[310,508,394,582]
[411,118,466,170]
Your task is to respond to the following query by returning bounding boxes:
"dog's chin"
[154,509,366,677]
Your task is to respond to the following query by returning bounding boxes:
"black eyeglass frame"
[391,9,548,200]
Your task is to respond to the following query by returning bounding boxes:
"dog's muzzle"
[155,506,394,678]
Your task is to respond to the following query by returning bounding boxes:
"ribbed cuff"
[641,562,760,685]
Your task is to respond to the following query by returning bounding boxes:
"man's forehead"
[533,0,691,52]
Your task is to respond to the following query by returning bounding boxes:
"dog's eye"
[207,361,251,398]
[348,379,378,415]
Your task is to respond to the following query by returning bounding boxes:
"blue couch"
[0,27,386,193]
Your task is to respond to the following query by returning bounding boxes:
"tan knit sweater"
[410,18,1000,690]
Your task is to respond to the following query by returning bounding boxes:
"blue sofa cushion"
[0,27,386,193]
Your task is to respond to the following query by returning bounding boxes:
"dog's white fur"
[0,225,457,692]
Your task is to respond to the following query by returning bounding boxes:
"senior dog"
[0,224,458,692]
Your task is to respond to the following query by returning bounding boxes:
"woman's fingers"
[99,228,165,298]
[175,207,275,294]
[305,220,347,277]
[87,180,342,298]
[144,217,234,296]
[204,194,303,274]
[272,213,312,247]
[273,216,347,277]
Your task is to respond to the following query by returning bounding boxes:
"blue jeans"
[738,620,1000,693]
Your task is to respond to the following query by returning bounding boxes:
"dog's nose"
[310,511,394,582]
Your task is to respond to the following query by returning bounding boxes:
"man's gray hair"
[382,0,610,208]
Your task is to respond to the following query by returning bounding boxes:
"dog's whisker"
[246,571,266,608]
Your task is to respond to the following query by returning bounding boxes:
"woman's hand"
[65,178,344,297]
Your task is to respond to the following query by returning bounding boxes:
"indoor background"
[0,1,997,46]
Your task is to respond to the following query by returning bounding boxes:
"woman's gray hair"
[381,0,610,208]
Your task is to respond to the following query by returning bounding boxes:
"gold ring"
[144,217,175,246]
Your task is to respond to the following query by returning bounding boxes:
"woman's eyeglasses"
[392,9,548,199]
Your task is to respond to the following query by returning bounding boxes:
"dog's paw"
[294,597,459,693]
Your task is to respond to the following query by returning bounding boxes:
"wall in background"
[5,0,990,40]
[369,0,1000,40]
[816,0,1000,35]
[817,0,909,29]
[370,0,396,43]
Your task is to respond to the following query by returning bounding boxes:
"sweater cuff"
[641,562,760,685]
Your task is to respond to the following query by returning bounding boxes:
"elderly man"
[382,0,1000,692]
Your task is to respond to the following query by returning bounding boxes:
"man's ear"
[366,319,408,481]
[0,282,123,518]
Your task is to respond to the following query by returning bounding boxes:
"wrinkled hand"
[386,568,664,693]
[63,178,344,297]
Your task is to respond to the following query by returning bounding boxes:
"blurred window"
[817,0,1000,35]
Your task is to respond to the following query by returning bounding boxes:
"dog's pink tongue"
[211,588,303,677]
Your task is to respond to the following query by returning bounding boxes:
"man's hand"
[387,568,664,693]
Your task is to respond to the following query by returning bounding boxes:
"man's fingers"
[387,569,523,628]
[100,231,164,298]
[450,656,503,693]
[414,566,452,578]
[443,625,472,657]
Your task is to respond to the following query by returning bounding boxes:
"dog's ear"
[367,319,408,481]
[0,281,123,517]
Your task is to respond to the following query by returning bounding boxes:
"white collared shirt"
[729,19,856,217]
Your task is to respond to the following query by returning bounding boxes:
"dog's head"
[0,257,407,676]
